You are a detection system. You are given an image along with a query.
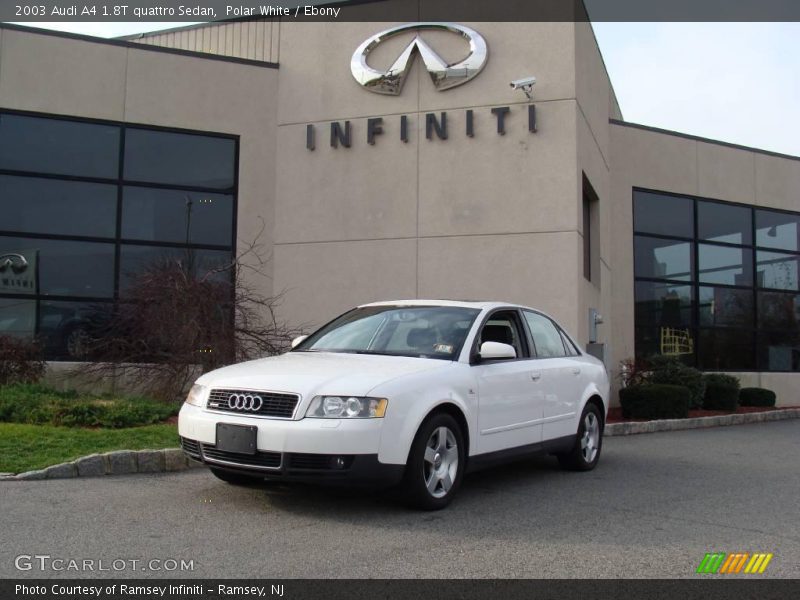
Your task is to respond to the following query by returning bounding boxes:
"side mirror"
[291,335,309,349]
[479,341,517,360]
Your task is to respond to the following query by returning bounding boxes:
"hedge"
[619,384,690,420]
[702,373,740,411]
[644,356,706,409]
[739,387,777,407]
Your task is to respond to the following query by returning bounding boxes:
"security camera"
[510,76,536,100]
[510,76,536,90]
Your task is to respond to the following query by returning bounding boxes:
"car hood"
[196,351,449,401]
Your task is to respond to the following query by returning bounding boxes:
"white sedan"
[179,300,609,509]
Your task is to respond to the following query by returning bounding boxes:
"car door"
[522,310,583,441]
[472,309,544,454]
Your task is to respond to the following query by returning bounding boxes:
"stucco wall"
[272,20,589,339]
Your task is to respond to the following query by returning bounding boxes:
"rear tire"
[557,403,603,471]
[402,413,465,510]
[209,467,263,486]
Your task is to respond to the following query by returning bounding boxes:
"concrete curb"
[605,407,800,436]
[0,448,202,481]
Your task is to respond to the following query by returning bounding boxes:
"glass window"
[698,244,752,286]
[0,237,114,298]
[756,251,799,291]
[634,191,694,238]
[758,330,800,371]
[0,297,36,339]
[698,286,753,328]
[121,187,233,246]
[523,311,566,358]
[756,210,799,251]
[697,201,752,245]
[635,190,800,372]
[0,175,117,239]
[634,282,693,329]
[635,326,696,365]
[634,236,693,281]
[758,291,800,331]
[38,300,113,361]
[559,329,580,356]
[124,128,236,189]
[698,329,755,370]
[118,245,233,292]
[296,306,480,360]
[0,113,119,179]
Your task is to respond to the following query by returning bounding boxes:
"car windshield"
[293,305,480,360]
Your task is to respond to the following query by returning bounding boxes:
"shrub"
[701,373,741,411]
[0,336,45,385]
[618,384,690,420]
[0,383,178,428]
[643,355,706,409]
[740,387,777,407]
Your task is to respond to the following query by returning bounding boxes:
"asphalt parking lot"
[1,420,798,579]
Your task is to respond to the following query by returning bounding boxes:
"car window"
[295,306,480,360]
[523,311,567,358]
[478,312,526,358]
[559,329,581,356]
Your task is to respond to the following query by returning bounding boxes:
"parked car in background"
[179,300,609,509]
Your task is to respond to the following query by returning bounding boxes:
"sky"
[11,21,800,158]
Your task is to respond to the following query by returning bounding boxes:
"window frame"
[633,187,800,373]
[0,108,239,360]
[468,308,532,364]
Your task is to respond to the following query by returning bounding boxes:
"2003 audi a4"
[179,300,609,509]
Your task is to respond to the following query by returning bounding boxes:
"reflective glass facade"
[633,190,800,371]
[0,111,237,360]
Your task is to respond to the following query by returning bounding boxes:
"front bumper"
[181,438,403,486]
[178,402,404,486]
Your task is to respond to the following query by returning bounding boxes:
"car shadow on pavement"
[255,453,566,516]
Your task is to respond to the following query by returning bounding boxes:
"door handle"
[571,367,581,375]
[530,371,542,381]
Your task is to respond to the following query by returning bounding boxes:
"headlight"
[184,384,208,407]
[305,396,388,418]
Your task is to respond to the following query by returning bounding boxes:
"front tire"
[402,413,465,510]
[209,467,263,486]
[557,403,603,471]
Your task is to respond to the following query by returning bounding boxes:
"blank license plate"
[216,423,257,455]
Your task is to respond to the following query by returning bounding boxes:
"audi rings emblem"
[228,393,264,412]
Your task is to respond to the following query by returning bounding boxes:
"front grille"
[288,453,354,471]
[180,437,201,458]
[207,388,299,418]
[200,444,281,470]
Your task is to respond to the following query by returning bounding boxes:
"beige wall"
[609,122,800,405]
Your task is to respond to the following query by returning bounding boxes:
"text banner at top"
[3,0,800,22]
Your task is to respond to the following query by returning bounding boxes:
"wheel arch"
[582,393,607,430]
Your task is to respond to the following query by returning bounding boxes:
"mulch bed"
[606,405,794,424]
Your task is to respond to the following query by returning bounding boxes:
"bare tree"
[75,228,303,402]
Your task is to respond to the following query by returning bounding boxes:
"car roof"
[358,299,533,311]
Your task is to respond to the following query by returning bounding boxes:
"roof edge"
[610,119,800,163]
[0,22,279,70]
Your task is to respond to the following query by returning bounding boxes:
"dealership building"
[0,10,798,403]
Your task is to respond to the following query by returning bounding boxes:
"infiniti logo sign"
[351,22,488,95]
[0,253,28,274]
[228,394,264,412]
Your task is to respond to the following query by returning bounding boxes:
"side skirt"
[465,435,576,474]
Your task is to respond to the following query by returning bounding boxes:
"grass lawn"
[0,422,179,474]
